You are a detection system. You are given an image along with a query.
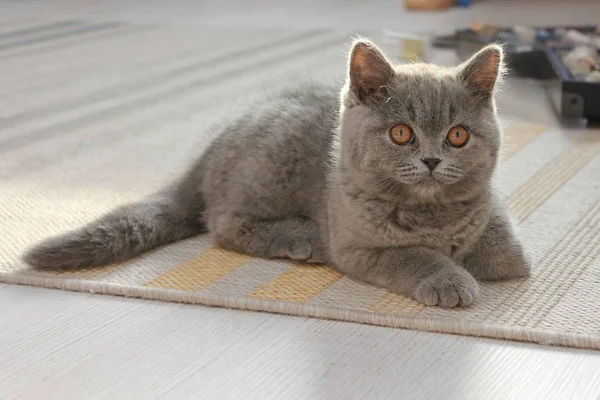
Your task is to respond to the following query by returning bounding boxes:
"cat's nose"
[421,157,442,171]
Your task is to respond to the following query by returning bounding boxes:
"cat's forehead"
[376,65,476,132]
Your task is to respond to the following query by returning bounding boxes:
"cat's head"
[338,38,505,202]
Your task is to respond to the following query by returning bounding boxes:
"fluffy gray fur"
[23,39,530,307]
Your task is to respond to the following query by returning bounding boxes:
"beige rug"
[1,19,599,350]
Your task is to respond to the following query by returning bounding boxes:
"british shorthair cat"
[24,38,530,307]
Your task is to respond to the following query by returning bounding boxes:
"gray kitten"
[24,39,530,307]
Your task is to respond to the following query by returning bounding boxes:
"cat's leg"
[211,214,327,263]
[332,246,479,307]
[463,205,530,280]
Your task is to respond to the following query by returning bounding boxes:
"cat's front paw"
[306,243,328,264]
[282,239,328,264]
[283,239,313,261]
[465,248,531,281]
[413,268,479,308]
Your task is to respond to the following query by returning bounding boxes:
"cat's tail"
[23,188,206,269]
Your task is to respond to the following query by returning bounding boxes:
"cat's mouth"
[406,173,444,186]
[429,172,464,185]
[398,170,461,186]
[416,172,458,186]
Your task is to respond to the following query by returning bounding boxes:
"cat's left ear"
[458,44,505,101]
[347,39,395,103]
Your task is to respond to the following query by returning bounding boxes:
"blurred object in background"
[563,45,600,76]
[512,25,537,45]
[404,0,453,10]
[471,20,501,41]
[405,0,471,10]
[431,22,600,124]
[382,30,430,63]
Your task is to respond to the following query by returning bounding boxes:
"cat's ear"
[347,39,395,102]
[458,44,505,101]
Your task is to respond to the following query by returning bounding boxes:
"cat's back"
[252,80,340,141]
[200,81,340,215]
[206,80,339,156]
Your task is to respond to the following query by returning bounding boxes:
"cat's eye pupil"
[389,124,413,145]
[447,126,468,147]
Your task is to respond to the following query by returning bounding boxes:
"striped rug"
[1,19,599,350]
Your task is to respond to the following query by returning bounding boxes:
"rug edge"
[2,272,598,351]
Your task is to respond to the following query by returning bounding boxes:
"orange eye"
[389,124,413,145]
[446,126,469,147]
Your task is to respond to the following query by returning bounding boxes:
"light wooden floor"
[1,1,600,399]
[2,284,600,400]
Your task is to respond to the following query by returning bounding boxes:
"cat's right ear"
[347,39,395,103]
[458,44,505,102]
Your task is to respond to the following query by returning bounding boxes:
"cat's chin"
[405,177,445,196]
[424,173,462,186]
[405,185,442,201]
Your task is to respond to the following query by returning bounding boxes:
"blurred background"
[2,1,600,399]
[1,0,599,30]
[1,0,598,139]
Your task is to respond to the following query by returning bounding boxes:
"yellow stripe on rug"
[368,292,425,315]
[144,247,252,291]
[505,136,600,222]
[501,122,548,160]
[249,264,342,302]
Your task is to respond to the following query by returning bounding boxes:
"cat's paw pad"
[414,268,479,308]
[285,240,328,263]
[284,239,313,261]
